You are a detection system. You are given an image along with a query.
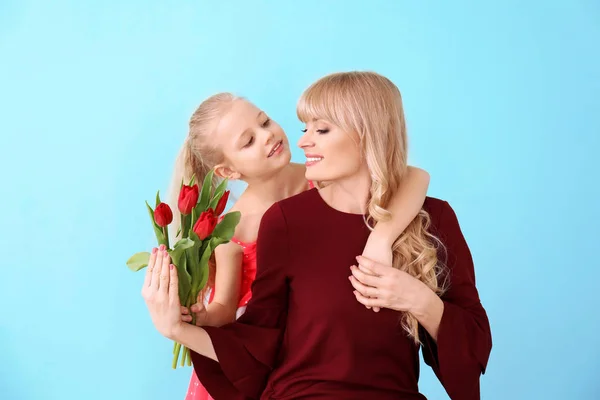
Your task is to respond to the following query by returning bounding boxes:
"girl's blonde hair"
[297,71,447,343]
[168,92,242,290]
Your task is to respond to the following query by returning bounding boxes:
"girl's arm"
[362,166,430,266]
[203,242,243,326]
[184,241,243,327]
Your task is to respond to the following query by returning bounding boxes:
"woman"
[167,93,431,399]
[144,71,492,399]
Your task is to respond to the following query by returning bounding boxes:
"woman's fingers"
[353,290,385,308]
[350,265,381,287]
[158,249,170,296]
[151,246,164,291]
[143,247,158,290]
[348,275,379,298]
[168,262,178,304]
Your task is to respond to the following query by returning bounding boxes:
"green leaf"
[188,174,196,187]
[185,231,203,283]
[196,237,228,292]
[189,239,208,290]
[146,201,166,245]
[209,178,228,210]
[156,190,161,207]
[197,169,215,211]
[178,254,192,305]
[168,239,194,305]
[173,238,195,252]
[212,211,241,241]
[126,252,151,272]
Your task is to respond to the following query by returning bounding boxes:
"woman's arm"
[141,246,218,361]
[350,201,492,399]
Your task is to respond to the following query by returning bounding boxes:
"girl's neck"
[241,163,306,211]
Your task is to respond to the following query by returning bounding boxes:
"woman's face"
[297,119,365,183]
[212,99,291,181]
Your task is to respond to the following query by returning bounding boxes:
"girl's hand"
[141,245,184,340]
[181,294,210,326]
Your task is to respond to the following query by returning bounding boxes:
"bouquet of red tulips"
[126,170,240,369]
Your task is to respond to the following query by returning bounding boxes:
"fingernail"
[159,244,165,250]
[152,248,157,254]
[170,264,174,270]
[356,256,361,261]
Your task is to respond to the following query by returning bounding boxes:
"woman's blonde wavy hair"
[297,71,447,343]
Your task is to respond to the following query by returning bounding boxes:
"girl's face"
[213,99,291,181]
[297,119,366,183]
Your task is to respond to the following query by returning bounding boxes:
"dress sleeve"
[420,201,493,400]
[190,203,290,400]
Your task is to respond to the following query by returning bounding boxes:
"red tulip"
[214,190,230,216]
[178,184,199,215]
[154,203,173,227]
[193,209,217,240]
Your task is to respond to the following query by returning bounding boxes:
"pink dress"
[185,181,314,400]
[184,237,257,400]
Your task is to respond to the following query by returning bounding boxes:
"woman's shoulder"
[423,196,449,217]
[422,196,465,240]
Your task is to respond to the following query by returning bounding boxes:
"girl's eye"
[244,137,254,148]
[301,129,307,133]
[317,129,329,134]
[262,118,271,127]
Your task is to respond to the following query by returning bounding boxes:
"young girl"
[167,93,431,400]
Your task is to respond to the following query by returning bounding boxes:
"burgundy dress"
[190,188,492,400]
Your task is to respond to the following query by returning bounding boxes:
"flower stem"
[163,226,170,249]
[172,342,181,369]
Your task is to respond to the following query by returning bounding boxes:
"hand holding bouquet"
[127,170,240,368]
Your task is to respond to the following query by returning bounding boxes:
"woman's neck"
[319,169,371,215]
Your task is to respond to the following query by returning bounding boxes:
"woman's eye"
[244,137,254,147]
[262,118,271,127]
[317,129,329,134]
[301,128,307,133]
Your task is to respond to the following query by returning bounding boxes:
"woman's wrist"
[409,281,443,320]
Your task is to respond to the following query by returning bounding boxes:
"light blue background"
[1,1,598,399]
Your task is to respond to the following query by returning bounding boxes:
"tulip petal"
[209,178,229,210]
[146,201,166,246]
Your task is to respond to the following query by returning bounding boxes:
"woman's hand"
[359,233,394,312]
[349,255,429,314]
[141,245,184,340]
